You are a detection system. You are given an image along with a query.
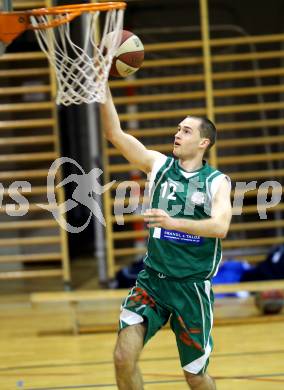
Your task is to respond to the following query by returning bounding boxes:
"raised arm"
[100,85,163,174]
[144,177,232,238]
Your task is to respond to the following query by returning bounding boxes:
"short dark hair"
[190,116,217,150]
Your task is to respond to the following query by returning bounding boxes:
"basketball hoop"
[0,3,126,105]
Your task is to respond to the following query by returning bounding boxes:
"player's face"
[173,117,207,159]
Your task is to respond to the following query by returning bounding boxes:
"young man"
[101,85,232,390]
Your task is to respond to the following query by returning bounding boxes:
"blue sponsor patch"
[157,228,203,245]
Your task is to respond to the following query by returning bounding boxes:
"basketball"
[107,30,144,78]
[255,290,284,315]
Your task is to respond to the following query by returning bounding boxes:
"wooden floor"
[0,260,283,389]
[1,291,284,390]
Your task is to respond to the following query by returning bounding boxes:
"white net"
[30,8,124,105]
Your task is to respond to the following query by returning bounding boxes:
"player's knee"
[113,344,129,367]
[184,371,204,387]
[113,343,134,370]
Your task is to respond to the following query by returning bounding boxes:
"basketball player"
[101,85,232,390]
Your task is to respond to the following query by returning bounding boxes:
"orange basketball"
[108,30,144,78]
[255,290,284,315]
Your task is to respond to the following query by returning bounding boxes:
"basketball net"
[0,3,126,105]
[29,7,124,105]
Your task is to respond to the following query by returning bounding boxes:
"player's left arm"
[144,177,232,239]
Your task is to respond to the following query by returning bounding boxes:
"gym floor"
[1,259,284,390]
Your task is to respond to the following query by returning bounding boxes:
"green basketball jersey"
[144,156,230,280]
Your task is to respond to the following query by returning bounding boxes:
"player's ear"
[200,138,210,150]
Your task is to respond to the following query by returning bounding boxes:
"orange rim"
[30,2,126,16]
[0,2,126,44]
[28,2,126,30]
[28,12,80,31]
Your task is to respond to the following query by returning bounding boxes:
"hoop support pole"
[199,0,218,167]
[3,0,13,12]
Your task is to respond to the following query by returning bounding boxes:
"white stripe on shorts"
[120,308,144,326]
[183,281,213,374]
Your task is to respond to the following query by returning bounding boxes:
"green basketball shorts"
[119,267,214,374]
